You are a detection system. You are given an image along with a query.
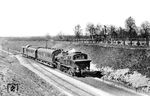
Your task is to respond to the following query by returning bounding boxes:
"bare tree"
[125,16,137,45]
[86,23,96,40]
[94,24,103,42]
[57,31,64,40]
[117,27,127,45]
[45,33,51,40]
[95,24,103,35]
[109,25,118,41]
[102,25,112,42]
[74,24,82,39]
[141,21,150,46]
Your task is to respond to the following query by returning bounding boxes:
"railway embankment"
[2,40,150,93]
[0,45,68,95]
[51,41,150,93]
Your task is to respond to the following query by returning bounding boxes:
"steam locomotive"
[22,45,91,76]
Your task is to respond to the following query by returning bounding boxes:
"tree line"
[56,17,150,46]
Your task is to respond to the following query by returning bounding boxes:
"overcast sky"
[0,0,150,37]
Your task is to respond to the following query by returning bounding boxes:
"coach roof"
[37,47,59,54]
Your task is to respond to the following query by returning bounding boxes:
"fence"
[56,39,150,49]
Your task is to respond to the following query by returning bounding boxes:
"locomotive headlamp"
[76,67,79,72]
[86,66,89,70]
[76,67,79,70]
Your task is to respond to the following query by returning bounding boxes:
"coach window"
[67,60,70,65]
[69,60,72,65]
[65,60,68,65]
[63,60,66,64]
[66,60,69,65]
[66,60,68,65]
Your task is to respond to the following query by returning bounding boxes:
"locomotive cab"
[73,52,91,75]
[74,60,91,71]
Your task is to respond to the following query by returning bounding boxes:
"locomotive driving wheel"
[57,63,62,71]
[67,68,75,76]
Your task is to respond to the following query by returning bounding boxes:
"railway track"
[16,55,114,96]
[28,59,95,96]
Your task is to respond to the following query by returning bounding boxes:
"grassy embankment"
[2,40,150,93]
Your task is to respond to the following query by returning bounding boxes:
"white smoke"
[68,48,76,53]
[90,63,100,71]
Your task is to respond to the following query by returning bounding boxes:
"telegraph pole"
[45,33,51,48]
[45,39,48,48]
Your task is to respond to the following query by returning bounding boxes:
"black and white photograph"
[0,0,150,96]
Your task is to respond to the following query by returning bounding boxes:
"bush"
[101,67,150,92]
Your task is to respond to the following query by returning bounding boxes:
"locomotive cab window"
[67,56,71,59]
[73,54,87,60]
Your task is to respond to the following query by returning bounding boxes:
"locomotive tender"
[22,45,91,76]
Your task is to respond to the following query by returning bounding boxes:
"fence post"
[8,48,9,55]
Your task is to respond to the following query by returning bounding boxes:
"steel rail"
[27,58,96,96]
